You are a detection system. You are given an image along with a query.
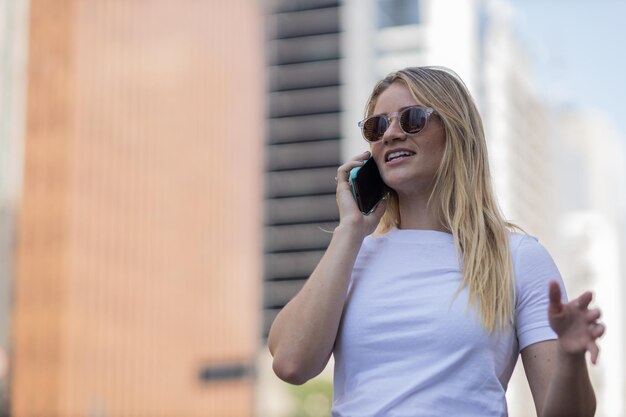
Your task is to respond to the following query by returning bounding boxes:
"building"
[261,1,343,414]
[547,108,626,417]
[4,0,264,416]
[263,0,343,337]
[0,0,30,412]
[479,0,552,240]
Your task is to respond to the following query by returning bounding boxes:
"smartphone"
[349,157,387,215]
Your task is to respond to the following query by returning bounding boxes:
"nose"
[382,116,406,144]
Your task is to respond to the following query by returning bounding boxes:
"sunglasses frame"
[357,106,435,143]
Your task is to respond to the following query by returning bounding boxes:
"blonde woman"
[268,66,604,416]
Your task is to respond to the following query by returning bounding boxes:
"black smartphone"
[348,157,387,215]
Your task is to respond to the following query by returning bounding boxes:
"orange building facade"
[10,1,264,416]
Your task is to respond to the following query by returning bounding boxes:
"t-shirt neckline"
[385,227,455,243]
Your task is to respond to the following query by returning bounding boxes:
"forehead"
[373,82,423,114]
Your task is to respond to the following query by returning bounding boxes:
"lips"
[384,148,416,162]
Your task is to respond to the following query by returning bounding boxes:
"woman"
[268,66,605,416]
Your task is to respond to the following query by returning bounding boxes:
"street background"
[0,0,624,416]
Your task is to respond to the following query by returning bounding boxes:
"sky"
[506,0,626,141]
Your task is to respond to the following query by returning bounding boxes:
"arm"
[522,282,605,417]
[268,224,364,384]
[268,151,385,385]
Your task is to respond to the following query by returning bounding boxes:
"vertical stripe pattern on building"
[264,0,342,338]
[11,1,263,416]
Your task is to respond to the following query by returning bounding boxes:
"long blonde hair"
[368,66,517,332]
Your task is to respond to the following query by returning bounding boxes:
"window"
[377,0,421,29]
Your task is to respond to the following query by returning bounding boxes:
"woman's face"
[370,82,446,196]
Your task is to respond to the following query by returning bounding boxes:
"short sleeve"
[512,235,568,351]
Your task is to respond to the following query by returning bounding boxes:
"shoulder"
[508,231,566,303]
[509,232,540,254]
[509,233,565,349]
[361,232,390,251]
[354,233,391,265]
[356,231,397,260]
[509,232,557,272]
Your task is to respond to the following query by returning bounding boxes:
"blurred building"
[263,0,342,338]
[479,0,552,239]
[0,0,30,413]
[3,0,264,416]
[547,108,626,417]
[261,1,342,415]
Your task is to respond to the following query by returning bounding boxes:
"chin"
[382,169,414,184]
[382,177,412,192]
[383,173,432,194]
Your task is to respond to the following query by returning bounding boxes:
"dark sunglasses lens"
[363,116,388,142]
[400,107,428,133]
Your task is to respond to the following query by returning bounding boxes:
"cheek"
[370,144,384,163]
[424,138,444,156]
[434,142,446,158]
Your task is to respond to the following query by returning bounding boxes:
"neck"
[396,189,447,232]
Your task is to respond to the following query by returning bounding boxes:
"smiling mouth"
[386,150,415,162]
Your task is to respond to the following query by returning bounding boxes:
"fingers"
[586,308,601,322]
[586,321,605,365]
[587,341,600,365]
[583,307,605,366]
[590,322,606,338]
[553,285,605,366]
[548,281,563,315]
[576,291,593,310]
[370,196,387,219]
[336,151,371,185]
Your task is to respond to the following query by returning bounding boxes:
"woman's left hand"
[548,280,606,364]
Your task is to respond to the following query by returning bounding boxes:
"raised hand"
[548,280,606,364]
[335,151,386,238]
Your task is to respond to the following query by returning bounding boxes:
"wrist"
[334,221,368,242]
[556,343,587,369]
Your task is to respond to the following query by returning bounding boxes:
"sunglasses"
[358,106,435,143]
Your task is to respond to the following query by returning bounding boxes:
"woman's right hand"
[270,151,383,384]
[335,151,387,238]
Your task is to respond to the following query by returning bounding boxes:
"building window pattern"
[264,1,342,339]
[378,0,421,28]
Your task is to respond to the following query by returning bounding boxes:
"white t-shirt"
[332,228,567,417]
